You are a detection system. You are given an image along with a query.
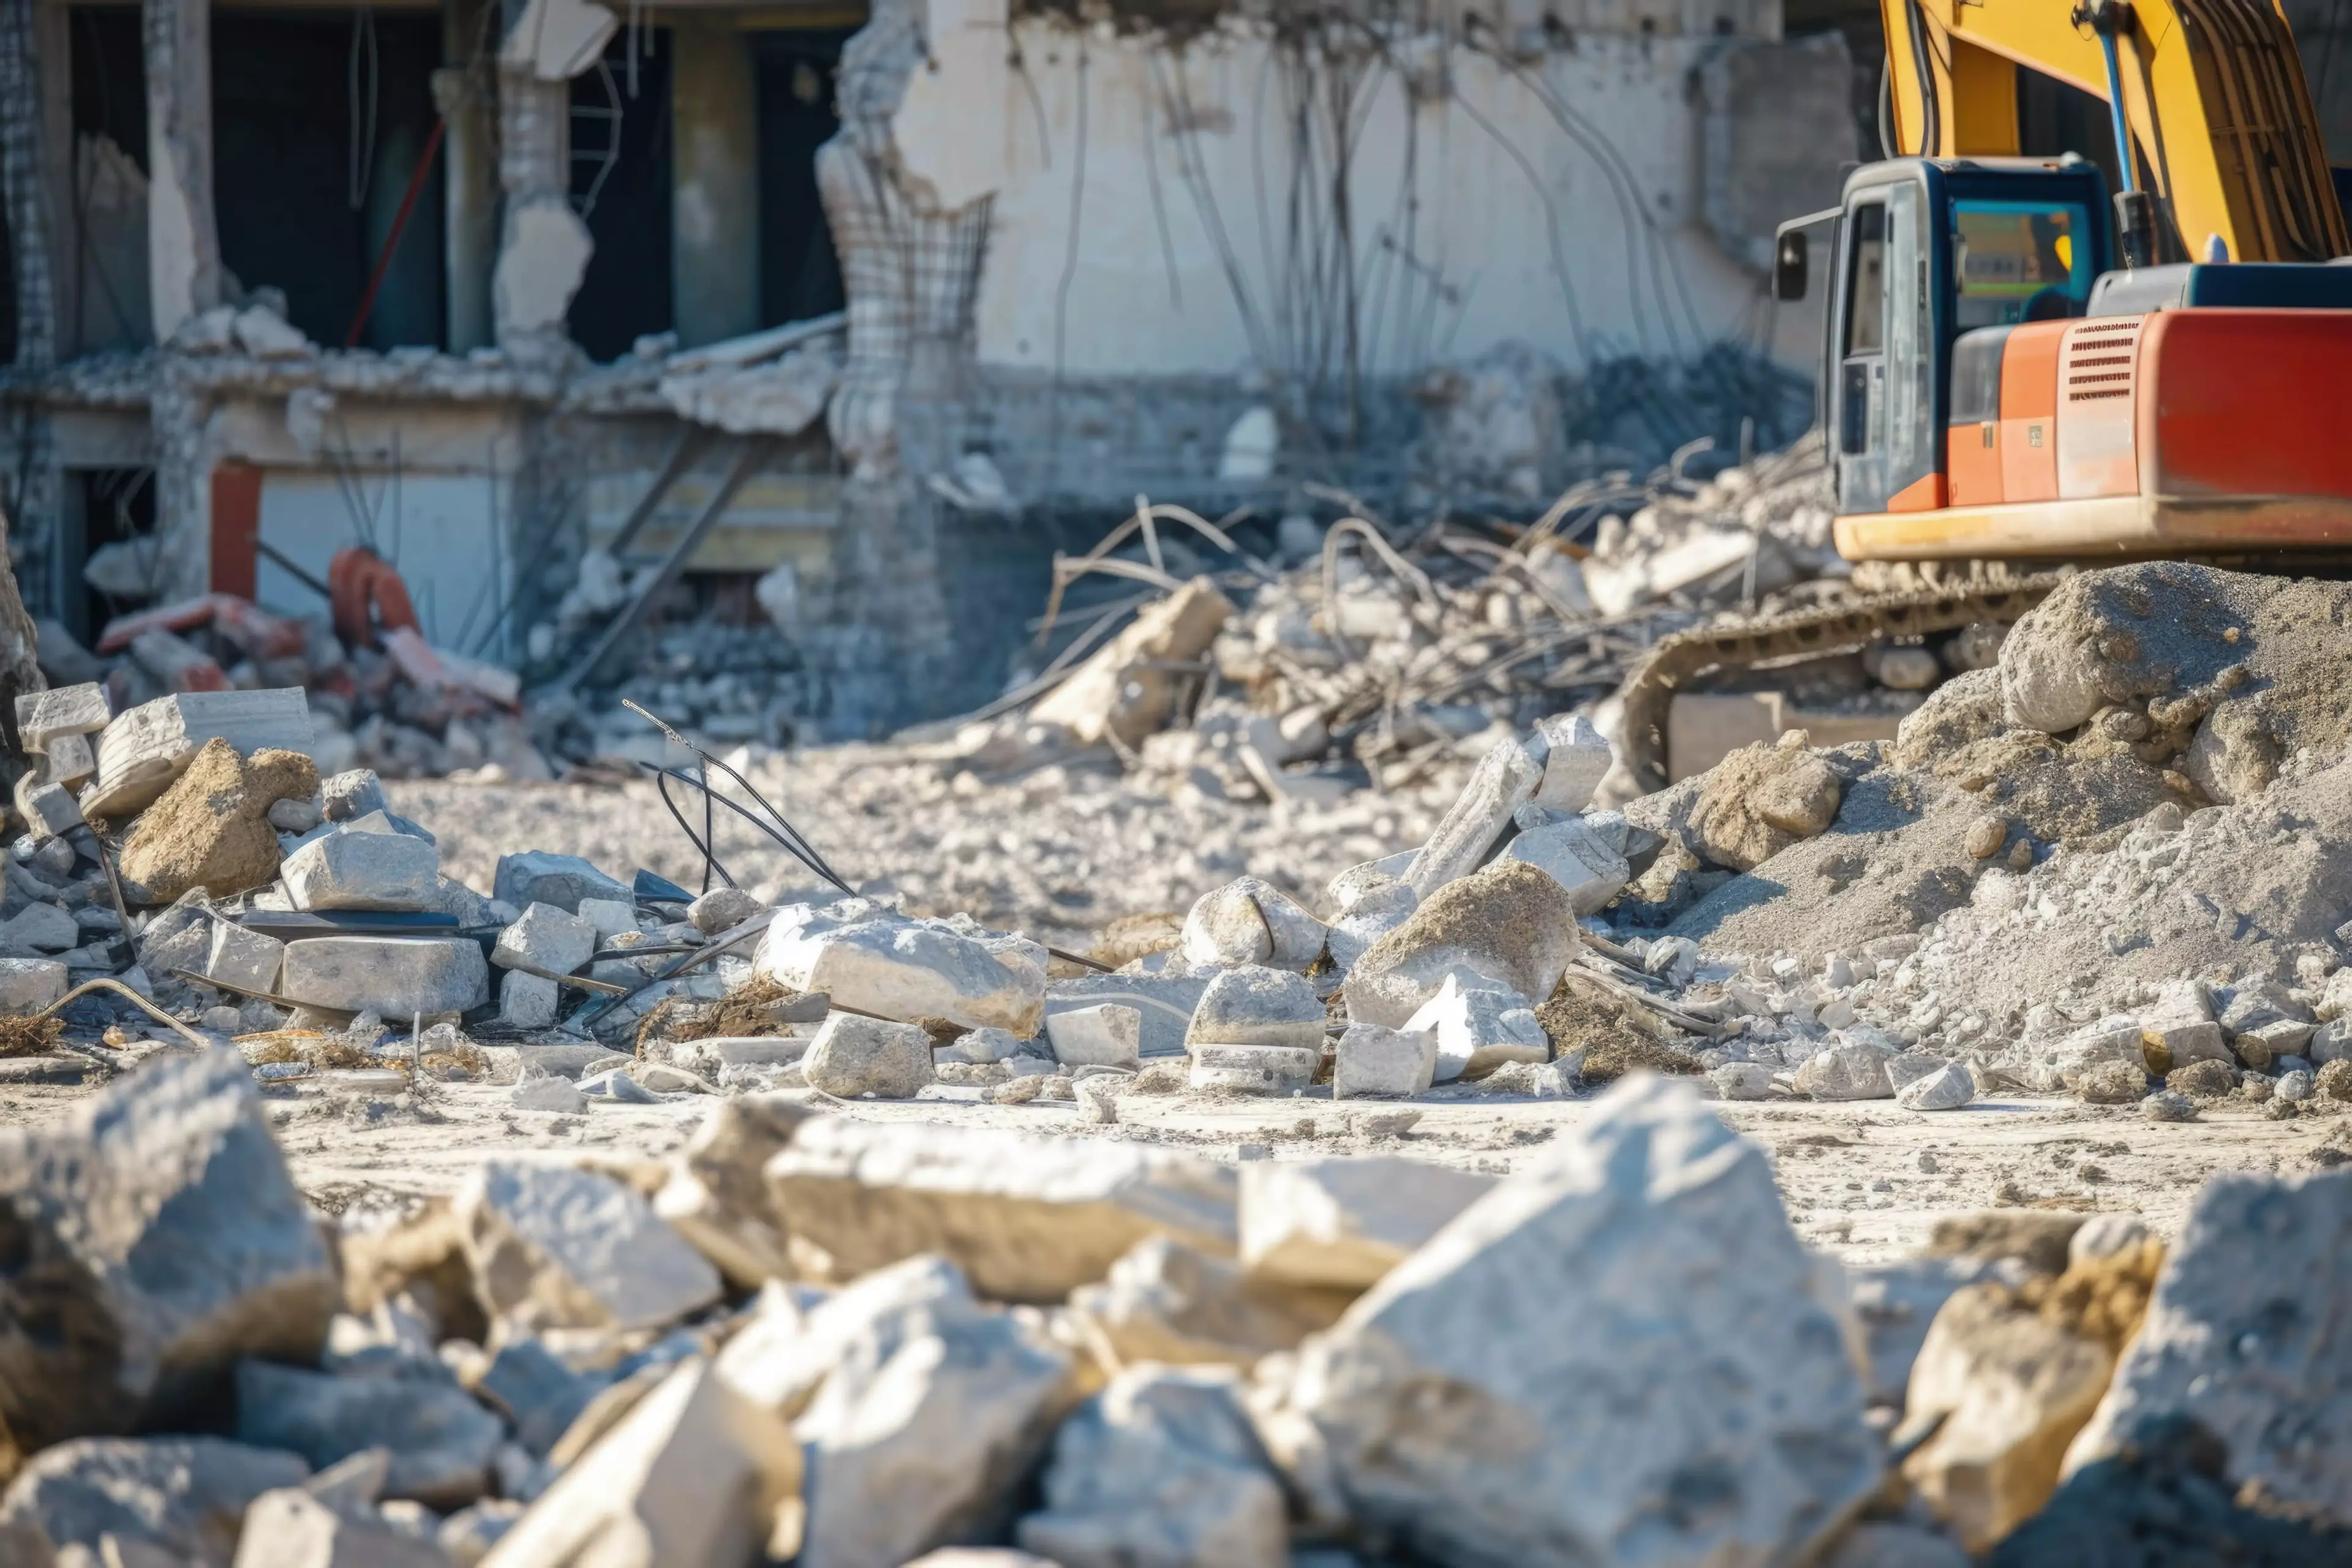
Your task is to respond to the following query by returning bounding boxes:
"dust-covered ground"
[6,741,2340,1269]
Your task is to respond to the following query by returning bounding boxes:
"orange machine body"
[1839,308,2352,559]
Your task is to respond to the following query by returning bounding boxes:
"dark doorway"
[568,30,673,361]
[212,9,445,350]
[751,29,851,325]
[75,467,159,639]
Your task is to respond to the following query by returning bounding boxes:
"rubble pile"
[4,1045,2348,1566]
[926,431,1854,810]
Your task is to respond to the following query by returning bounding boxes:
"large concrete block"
[499,970,559,1030]
[17,681,110,750]
[1344,860,1579,1030]
[756,902,1049,1036]
[1499,816,1630,916]
[1066,1236,1349,1370]
[1401,730,1544,897]
[654,1093,820,1287]
[454,1159,723,1335]
[85,688,315,821]
[281,828,439,912]
[280,937,489,1016]
[1184,964,1324,1052]
[1044,1003,1141,1069]
[802,1013,935,1099]
[1178,876,1327,971]
[764,1117,1238,1302]
[234,1360,503,1508]
[0,1050,337,1450]
[1331,1021,1437,1098]
[1253,1077,1879,1564]
[1044,971,1208,1058]
[491,850,632,914]
[1187,1044,1319,1096]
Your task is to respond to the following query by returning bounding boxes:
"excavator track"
[1616,571,2068,794]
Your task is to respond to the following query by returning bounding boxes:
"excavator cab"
[1790,157,2114,518]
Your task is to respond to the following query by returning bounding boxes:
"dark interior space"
[750,29,850,326]
[75,467,158,639]
[67,5,148,353]
[568,30,673,361]
[211,9,445,350]
[0,188,16,368]
[2018,69,2127,198]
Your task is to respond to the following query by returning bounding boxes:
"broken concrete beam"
[0,1438,312,1564]
[1030,577,1234,747]
[454,1159,722,1334]
[491,850,633,914]
[802,1014,935,1098]
[1188,1044,1320,1096]
[280,937,490,1017]
[15,682,110,751]
[1044,1003,1142,1070]
[83,688,316,823]
[473,1360,799,1568]
[1178,876,1327,971]
[1184,965,1325,1052]
[0,1049,337,1450]
[1403,974,1548,1082]
[118,741,317,905]
[206,920,286,995]
[763,1117,1237,1302]
[1400,731,1545,898]
[492,901,597,974]
[281,829,439,913]
[755,903,1049,1036]
[1240,1156,1496,1291]
[234,1360,503,1508]
[1332,1021,1438,1098]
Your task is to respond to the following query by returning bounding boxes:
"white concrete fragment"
[1331,1021,1437,1099]
[2138,980,2230,1069]
[206,920,285,995]
[321,769,388,822]
[1896,1061,1976,1111]
[1188,1044,1319,1095]
[1403,974,1547,1083]
[575,897,637,941]
[454,1159,722,1333]
[1240,1156,1495,1290]
[85,688,314,821]
[494,194,594,336]
[1795,1041,1894,1101]
[1178,876,1326,971]
[0,956,67,1014]
[15,775,81,840]
[1044,1003,1141,1070]
[281,938,489,1016]
[1184,965,1324,1052]
[281,829,438,913]
[802,1014,935,1099]
[756,902,1049,1036]
[1400,731,1544,897]
[1710,1061,1776,1099]
[16,682,110,750]
[510,1072,587,1114]
[1500,816,1630,915]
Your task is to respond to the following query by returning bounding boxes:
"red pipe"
[344,115,448,350]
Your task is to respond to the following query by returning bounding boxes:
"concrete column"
[143,0,221,342]
[669,17,759,348]
[0,0,55,367]
[436,0,497,352]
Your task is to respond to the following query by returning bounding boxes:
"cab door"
[1831,179,1938,515]
[1832,198,1891,511]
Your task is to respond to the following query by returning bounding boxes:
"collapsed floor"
[1,558,2350,1564]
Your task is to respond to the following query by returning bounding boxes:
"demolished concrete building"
[0,0,1855,748]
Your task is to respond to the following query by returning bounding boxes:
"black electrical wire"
[650,765,738,892]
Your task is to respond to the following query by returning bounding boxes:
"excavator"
[1617,0,2352,789]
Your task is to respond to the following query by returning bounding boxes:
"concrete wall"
[945,14,1838,384]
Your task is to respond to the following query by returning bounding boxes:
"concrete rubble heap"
[2,1049,2346,1567]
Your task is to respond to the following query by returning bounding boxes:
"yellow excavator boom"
[1879,0,2348,262]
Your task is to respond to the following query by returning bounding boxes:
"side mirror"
[1774,230,1809,301]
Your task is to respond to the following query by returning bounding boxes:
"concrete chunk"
[764,1117,1238,1302]
[1044,1003,1142,1069]
[1184,964,1324,1052]
[1178,876,1327,971]
[1402,974,1547,1083]
[1332,1021,1438,1098]
[1344,860,1579,1030]
[1252,1077,1879,1564]
[576,897,636,941]
[14,774,81,840]
[803,1013,935,1098]
[1401,731,1545,897]
[85,688,315,821]
[232,1486,450,1568]
[1066,1237,1349,1370]
[1044,971,1208,1058]
[1240,1156,1496,1290]
[281,938,489,1017]
[0,901,78,956]
[281,829,439,913]
[1500,816,1630,916]
[206,921,286,995]
[0,956,66,1014]
[492,902,596,974]
[1796,1041,1896,1101]
[0,1438,311,1564]
[0,1049,337,1450]
[688,886,763,933]
[756,903,1049,1036]
[17,682,110,750]
[40,731,95,788]
[320,768,388,823]
[499,971,560,1030]
[454,1159,722,1334]
[491,850,631,914]
[1188,1044,1319,1095]
[1530,712,1612,813]
[654,1093,819,1287]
